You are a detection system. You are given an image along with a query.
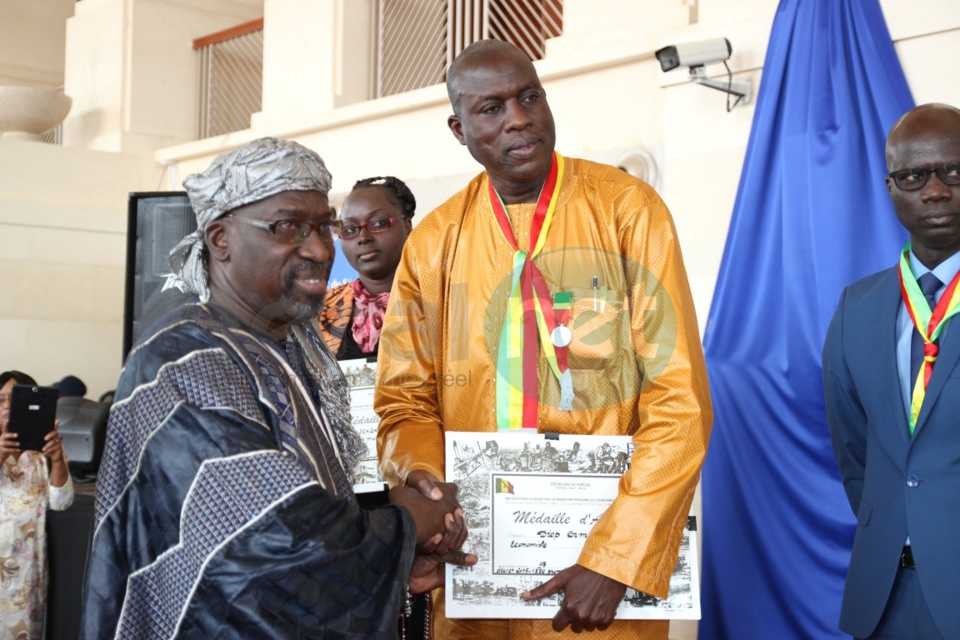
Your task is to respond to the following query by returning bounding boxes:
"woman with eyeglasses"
[0,370,74,639]
[318,177,432,639]
[319,176,415,360]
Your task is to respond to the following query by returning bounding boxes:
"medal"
[551,324,572,347]
[551,291,573,348]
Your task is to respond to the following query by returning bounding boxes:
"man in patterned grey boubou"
[81,137,474,640]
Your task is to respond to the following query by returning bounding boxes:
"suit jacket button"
[906,474,920,488]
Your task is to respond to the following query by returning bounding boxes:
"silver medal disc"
[551,325,572,348]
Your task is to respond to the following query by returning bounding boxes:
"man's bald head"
[886,103,960,170]
[446,39,536,116]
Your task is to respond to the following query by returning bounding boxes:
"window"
[374,0,563,98]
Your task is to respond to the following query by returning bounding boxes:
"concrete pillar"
[62,0,262,155]
[253,0,372,128]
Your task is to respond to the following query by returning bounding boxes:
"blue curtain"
[698,1,913,638]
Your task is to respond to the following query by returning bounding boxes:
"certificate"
[445,431,699,620]
[339,358,386,492]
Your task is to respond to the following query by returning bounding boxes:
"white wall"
[62,0,264,154]
[0,0,75,87]
[0,140,161,395]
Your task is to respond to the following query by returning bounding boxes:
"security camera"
[655,38,732,72]
[654,36,750,110]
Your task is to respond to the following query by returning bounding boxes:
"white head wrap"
[167,137,333,302]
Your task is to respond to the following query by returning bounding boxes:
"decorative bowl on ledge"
[0,85,73,141]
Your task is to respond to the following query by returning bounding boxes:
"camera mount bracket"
[689,66,752,107]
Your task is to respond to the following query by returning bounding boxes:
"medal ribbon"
[898,244,960,434]
[491,152,571,430]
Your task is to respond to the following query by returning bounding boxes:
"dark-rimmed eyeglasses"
[888,162,960,191]
[338,215,404,240]
[226,215,341,244]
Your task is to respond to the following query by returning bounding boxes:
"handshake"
[388,470,478,594]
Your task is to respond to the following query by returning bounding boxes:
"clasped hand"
[388,470,477,594]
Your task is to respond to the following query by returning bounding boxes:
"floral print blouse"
[1,451,74,639]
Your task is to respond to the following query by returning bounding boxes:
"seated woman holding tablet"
[0,370,74,639]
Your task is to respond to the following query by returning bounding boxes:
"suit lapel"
[874,270,911,447]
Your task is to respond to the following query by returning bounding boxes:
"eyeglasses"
[888,162,960,191]
[226,215,341,244]
[338,215,404,241]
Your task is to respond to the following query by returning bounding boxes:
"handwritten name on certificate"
[445,431,699,620]
[338,358,386,491]
[492,474,617,576]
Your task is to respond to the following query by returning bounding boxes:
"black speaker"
[123,192,197,359]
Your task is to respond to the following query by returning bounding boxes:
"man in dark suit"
[823,102,960,640]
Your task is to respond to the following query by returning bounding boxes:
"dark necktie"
[909,272,943,390]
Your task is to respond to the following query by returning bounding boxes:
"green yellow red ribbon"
[899,244,960,435]
[490,152,572,430]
